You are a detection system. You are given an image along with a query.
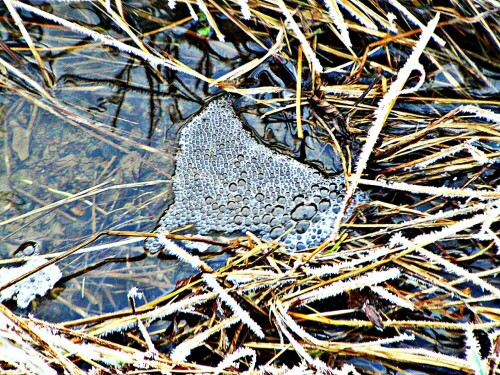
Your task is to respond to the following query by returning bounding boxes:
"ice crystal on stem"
[237,0,251,20]
[276,0,323,73]
[323,0,352,48]
[390,210,500,299]
[170,316,239,362]
[297,268,401,305]
[387,0,445,45]
[461,105,500,124]
[328,13,441,241]
[465,326,487,375]
[155,234,212,272]
[370,285,414,310]
[215,347,256,374]
[359,179,500,201]
[12,1,180,71]
[202,273,265,338]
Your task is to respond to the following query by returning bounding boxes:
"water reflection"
[2,0,344,322]
[0,1,258,320]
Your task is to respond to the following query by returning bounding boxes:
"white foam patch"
[0,258,62,308]
[146,97,367,252]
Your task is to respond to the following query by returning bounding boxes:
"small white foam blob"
[146,97,367,252]
[0,258,62,308]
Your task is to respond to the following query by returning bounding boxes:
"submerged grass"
[1,0,499,374]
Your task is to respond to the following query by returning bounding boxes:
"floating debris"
[0,258,62,309]
[146,97,366,252]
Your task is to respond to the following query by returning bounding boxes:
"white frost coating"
[387,12,398,32]
[323,0,352,48]
[145,97,367,253]
[461,105,500,124]
[465,325,487,375]
[276,0,323,73]
[328,14,440,241]
[369,285,414,310]
[155,234,211,270]
[0,341,58,375]
[202,273,265,338]
[0,258,62,308]
[387,0,446,46]
[237,0,252,20]
[304,246,395,277]
[296,268,401,305]
[215,347,256,374]
[12,1,179,70]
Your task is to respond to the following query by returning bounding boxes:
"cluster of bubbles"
[145,97,367,253]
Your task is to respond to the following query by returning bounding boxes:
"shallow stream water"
[0,1,347,321]
[1,2,499,373]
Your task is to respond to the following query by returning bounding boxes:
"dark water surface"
[0,1,346,321]
[0,1,241,319]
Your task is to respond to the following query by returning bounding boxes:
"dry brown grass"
[1,0,499,373]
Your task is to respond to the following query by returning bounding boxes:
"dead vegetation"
[0,0,499,374]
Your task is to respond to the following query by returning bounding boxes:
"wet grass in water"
[0,0,499,373]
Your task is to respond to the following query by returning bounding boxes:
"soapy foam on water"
[146,97,366,252]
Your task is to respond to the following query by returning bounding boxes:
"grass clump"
[0,0,499,374]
